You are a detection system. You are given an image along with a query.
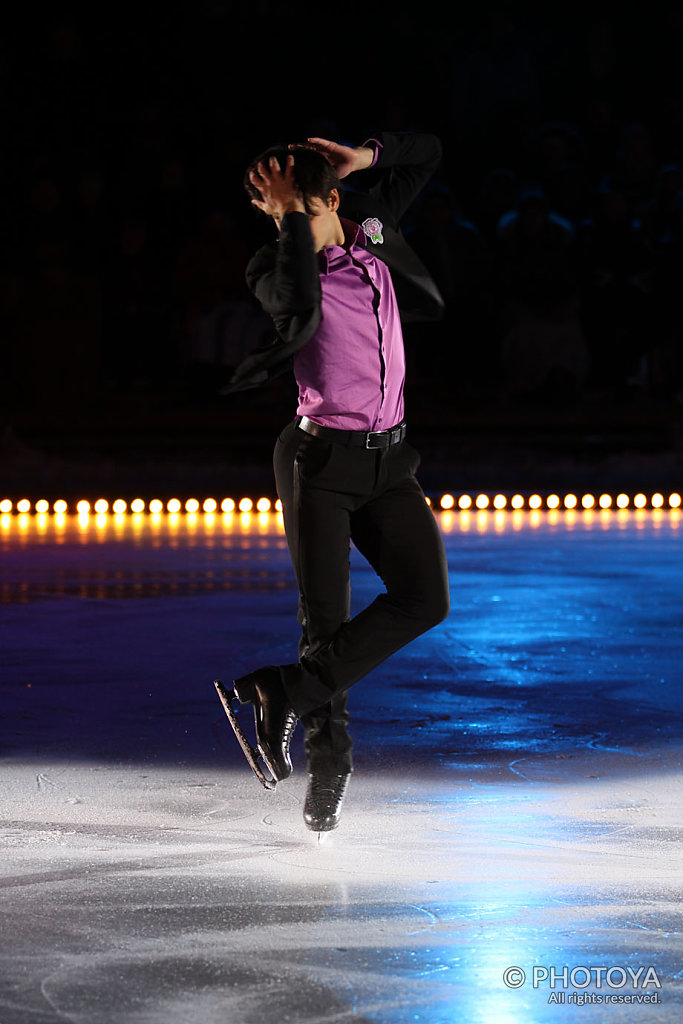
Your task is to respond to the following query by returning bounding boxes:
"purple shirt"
[294,218,406,431]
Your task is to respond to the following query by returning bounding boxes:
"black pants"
[273,419,450,774]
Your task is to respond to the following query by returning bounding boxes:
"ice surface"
[1,509,682,1023]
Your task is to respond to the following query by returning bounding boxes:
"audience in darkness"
[2,3,683,419]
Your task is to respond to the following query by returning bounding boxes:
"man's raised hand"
[249,154,306,222]
[299,138,374,179]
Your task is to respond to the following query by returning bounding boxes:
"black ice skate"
[214,679,279,790]
[303,771,351,832]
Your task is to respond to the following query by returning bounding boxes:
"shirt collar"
[318,218,365,274]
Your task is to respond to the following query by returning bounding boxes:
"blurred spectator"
[11,240,101,405]
[656,93,683,165]
[101,214,173,391]
[474,167,519,242]
[650,189,683,396]
[636,163,683,244]
[496,190,577,311]
[526,121,586,182]
[70,166,110,275]
[499,305,589,406]
[585,16,618,87]
[495,190,588,404]
[407,183,493,392]
[544,161,591,227]
[23,169,70,260]
[147,155,196,251]
[612,122,658,203]
[173,211,271,394]
[452,4,540,163]
[581,95,620,185]
[524,121,590,226]
[577,179,655,391]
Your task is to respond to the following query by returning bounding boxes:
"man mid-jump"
[222,132,450,831]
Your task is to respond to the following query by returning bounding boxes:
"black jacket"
[225,132,444,393]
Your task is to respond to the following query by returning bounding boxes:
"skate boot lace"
[308,773,349,805]
[282,709,298,755]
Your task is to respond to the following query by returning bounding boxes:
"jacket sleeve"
[245,211,320,323]
[365,132,443,226]
[226,211,321,390]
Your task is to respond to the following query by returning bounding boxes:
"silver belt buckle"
[365,431,383,449]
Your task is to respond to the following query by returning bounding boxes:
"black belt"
[297,415,407,450]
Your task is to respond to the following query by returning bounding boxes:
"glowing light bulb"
[511,494,524,510]
[185,498,200,513]
[0,499,11,514]
[94,499,109,514]
[581,494,595,509]
[149,499,163,514]
[475,494,490,509]
[17,499,31,513]
[131,498,145,513]
[53,500,68,514]
[275,499,283,512]
[599,494,612,509]
[221,498,235,513]
[458,494,472,510]
[34,499,49,514]
[76,500,90,515]
[528,494,542,510]
[256,497,271,512]
[547,494,560,509]
[239,497,253,513]
[669,493,682,508]
[113,499,127,514]
[564,494,577,509]
[440,494,455,509]
[634,493,647,509]
[425,496,432,506]
[651,493,664,509]
[167,499,181,514]
[203,498,218,513]
[493,494,507,510]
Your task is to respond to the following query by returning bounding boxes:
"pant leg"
[280,439,450,716]
[273,421,355,773]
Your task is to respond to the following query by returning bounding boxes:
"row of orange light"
[0,492,681,515]
[0,497,280,515]
[438,491,682,510]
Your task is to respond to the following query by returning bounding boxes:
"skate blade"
[214,679,278,791]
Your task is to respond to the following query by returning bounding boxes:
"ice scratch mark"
[405,904,440,935]
[586,734,652,758]
[36,771,84,806]
[507,758,536,782]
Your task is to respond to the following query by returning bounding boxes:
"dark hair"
[243,144,342,214]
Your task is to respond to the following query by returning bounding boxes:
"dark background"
[2,1,683,499]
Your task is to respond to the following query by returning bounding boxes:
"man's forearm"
[365,132,443,224]
[372,132,442,174]
[247,212,321,321]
